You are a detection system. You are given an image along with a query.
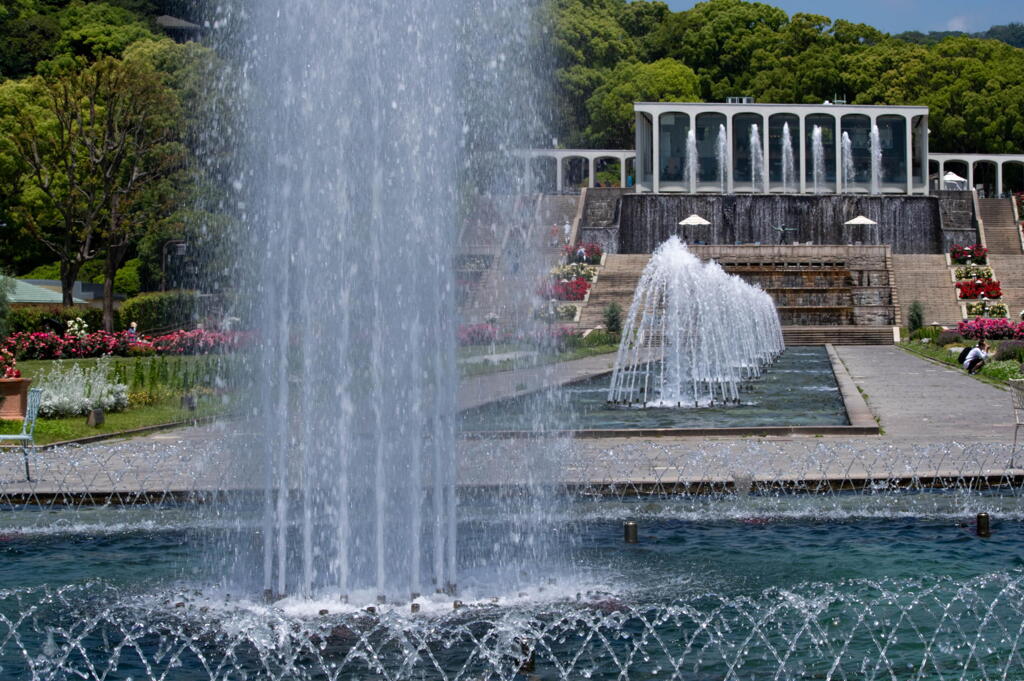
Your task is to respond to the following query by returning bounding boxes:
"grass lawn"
[0,397,226,445]
[899,340,1022,387]
[2,355,233,445]
[459,343,619,378]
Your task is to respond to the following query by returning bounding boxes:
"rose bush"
[957,318,1024,340]
[956,280,1002,299]
[3,329,247,360]
[950,244,988,264]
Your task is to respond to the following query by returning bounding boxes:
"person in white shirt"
[963,340,990,374]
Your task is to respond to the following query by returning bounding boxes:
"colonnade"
[632,103,930,196]
[929,153,1024,196]
[519,149,636,193]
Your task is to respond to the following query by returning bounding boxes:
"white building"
[633,101,929,195]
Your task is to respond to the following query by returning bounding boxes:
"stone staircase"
[578,254,648,328]
[978,198,1022,255]
[782,326,895,345]
[989,254,1024,324]
[891,254,962,326]
[578,247,898,344]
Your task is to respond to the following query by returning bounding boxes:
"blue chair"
[0,388,42,481]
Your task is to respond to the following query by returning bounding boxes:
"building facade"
[633,102,930,195]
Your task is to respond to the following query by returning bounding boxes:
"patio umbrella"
[844,215,877,225]
[678,214,711,226]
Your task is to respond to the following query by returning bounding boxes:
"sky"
[663,0,1021,34]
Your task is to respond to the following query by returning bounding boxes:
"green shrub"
[120,290,200,333]
[981,360,1023,381]
[6,305,107,334]
[603,302,623,334]
[907,301,924,333]
[936,330,965,346]
[581,330,620,347]
[909,325,942,341]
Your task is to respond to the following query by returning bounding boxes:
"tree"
[585,58,700,147]
[6,54,182,329]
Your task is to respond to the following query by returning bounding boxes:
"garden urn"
[0,377,32,420]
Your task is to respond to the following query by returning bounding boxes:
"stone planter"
[0,378,33,420]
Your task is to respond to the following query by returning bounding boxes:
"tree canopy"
[549,0,1024,154]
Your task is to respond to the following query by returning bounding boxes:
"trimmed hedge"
[6,306,108,334]
[119,290,200,333]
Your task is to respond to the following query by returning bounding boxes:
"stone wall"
[935,190,978,250]
[619,194,943,254]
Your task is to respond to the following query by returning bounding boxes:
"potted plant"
[0,347,32,420]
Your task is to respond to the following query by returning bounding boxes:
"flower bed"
[966,301,1008,318]
[955,280,1002,299]
[957,318,1024,340]
[541,278,591,301]
[1,347,20,378]
[950,244,988,264]
[563,242,603,265]
[3,329,247,361]
[550,263,598,282]
[954,265,993,280]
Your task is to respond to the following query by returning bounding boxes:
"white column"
[555,155,563,193]
[905,116,913,195]
[997,161,1004,197]
[834,114,841,195]
[920,117,930,196]
[588,157,596,188]
[968,161,974,193]
[938,160,944,191]
[799,114,807,194]
[762,119,770,194]
[652,114,661,194]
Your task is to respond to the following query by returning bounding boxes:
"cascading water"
[811,125,825,194]
[607,237,784,408]
[870,123,882,195]
[716,124,729,193]
[685,128,697,191]
[749,123,764,193]
[781,122,795,192]
[842,131,855,193]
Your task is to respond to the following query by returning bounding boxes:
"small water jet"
[781,122,795,192]
[749,123,764,192]
[607,237,784,408]
[842,131,855,193]
[870,123,882,194]
[685,128,697,192]
[811,125,825,194]
[716,124,729,193]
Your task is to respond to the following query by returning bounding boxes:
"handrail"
[971,188,987,249]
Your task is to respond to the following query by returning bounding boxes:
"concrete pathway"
[1,346,1021,497]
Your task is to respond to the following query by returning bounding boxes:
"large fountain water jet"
[607,237,784,408]
[229,0,543,604]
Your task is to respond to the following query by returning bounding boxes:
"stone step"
[782,326,895,345]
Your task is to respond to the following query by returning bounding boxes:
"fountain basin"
[460,346,879,437]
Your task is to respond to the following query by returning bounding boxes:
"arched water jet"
[811,125,825,194]
[749,124,764,192]
[842,131,855,193]
[870,123,882,194]
[607,237,784,408]
[781,122,795,192]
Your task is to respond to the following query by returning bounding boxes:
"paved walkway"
[458,351,622,410]
[1,346,1020,497]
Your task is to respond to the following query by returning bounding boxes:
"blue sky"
[663,1,1021,34]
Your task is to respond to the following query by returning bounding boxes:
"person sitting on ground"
[963,340,990,374]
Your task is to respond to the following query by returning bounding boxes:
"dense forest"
[1,0,1023,295]
[549,0,1024,151]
